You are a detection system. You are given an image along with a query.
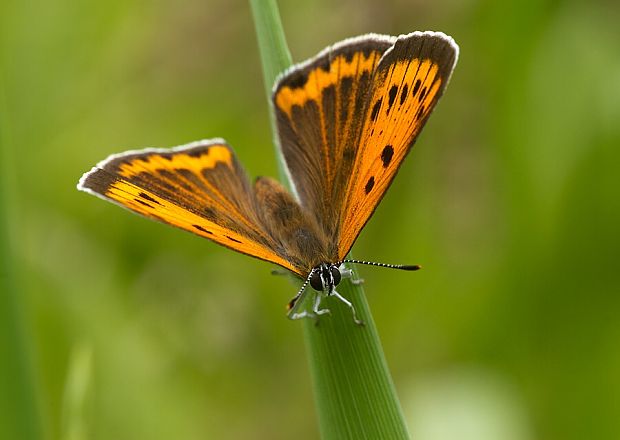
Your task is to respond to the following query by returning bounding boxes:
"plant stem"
[249,1,410,438]
[249,0,293,190]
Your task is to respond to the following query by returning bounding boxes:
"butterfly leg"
[339,265,365,285]
[289,310,315,320]
[289,292,330,322]
[331,290,365,326]
[312,291,331,317]
[287,289,312,321]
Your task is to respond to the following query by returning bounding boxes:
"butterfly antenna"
[287,269,314,311]
[341,259,421,271]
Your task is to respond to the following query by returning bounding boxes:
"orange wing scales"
[276,50,385,197]
[336,33,458,259]
[116,145,233,178]
[338,60,443,256]
[78,140,301,275]
[105,179,297,273]
[113,146,257,232]
[275,50,381,117]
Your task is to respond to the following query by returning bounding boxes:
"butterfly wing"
[273,34,395,258]
[337,32,458,259]
[274,31,458,261]
[78,139,303,275]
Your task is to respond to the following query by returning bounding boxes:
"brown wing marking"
[78,140,302,275]
[274,35,394,258]
[337,32,459,259]
[109,144,264,237]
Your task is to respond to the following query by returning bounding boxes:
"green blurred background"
[1,0,619,439]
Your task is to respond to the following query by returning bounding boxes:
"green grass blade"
[249,0,292,101]
[302,277,411,439]
[249,1,410,438]
[249,0,294,190]
[61,343,93,440]
[0,76,44,440]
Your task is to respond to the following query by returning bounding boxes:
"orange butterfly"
[78,31,459,324]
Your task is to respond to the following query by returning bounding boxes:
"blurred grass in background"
[1,0,619,439]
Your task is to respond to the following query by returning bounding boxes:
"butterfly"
[78,31,459,324]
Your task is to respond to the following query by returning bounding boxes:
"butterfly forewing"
[275,32,458,262]
[337,32,458,258]
[78,140,302,275]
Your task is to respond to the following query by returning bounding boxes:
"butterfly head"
[309,263,341,294]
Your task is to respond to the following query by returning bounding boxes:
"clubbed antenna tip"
[400,264,421,271]
[340,259,421,271]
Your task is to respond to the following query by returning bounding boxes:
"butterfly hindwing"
[78,139,302,275]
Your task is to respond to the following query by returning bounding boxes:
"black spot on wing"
[370,98,382,122]
[192,224,213,234]
[381,145,394,167]
[286,71,309,89]
[364,176,375,194]
[415,105,426,121]
[412,79,421,97]
[139,192,162,205]
[226,235,242,244]
[386,85,398,114]
[317,57,331,72]
[187,149,206,158]
[418,86,427,102]
[342,49,355,63]
[282,57,331,91]
[400,83,408,105]
[134,199,154,209]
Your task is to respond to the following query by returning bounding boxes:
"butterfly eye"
[331,266,341,286]
[309,271,323,291]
